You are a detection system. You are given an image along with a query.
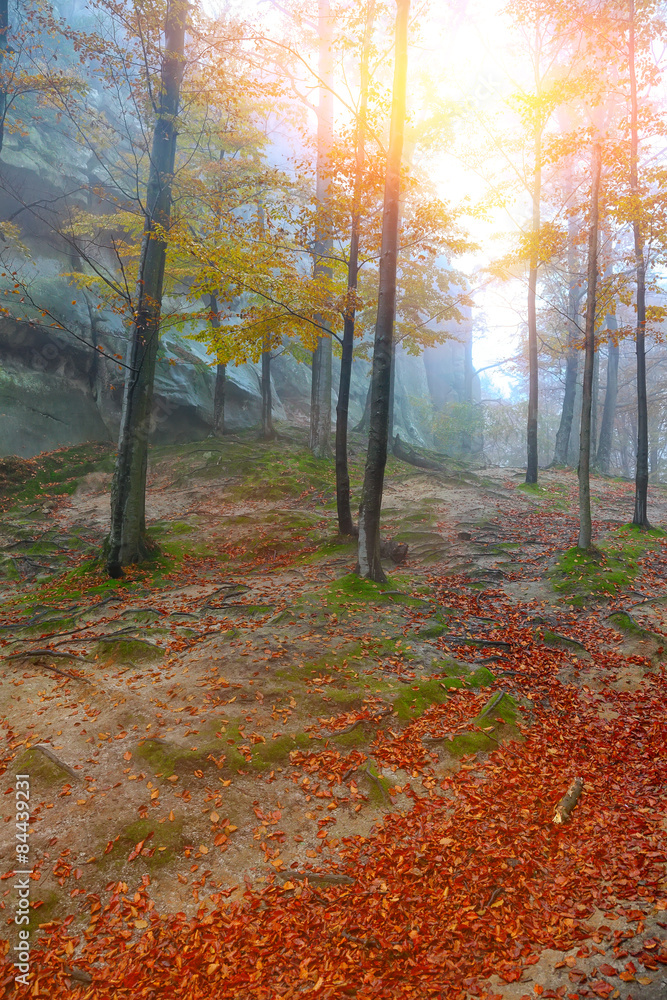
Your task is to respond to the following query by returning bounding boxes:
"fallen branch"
[552,777,584,825]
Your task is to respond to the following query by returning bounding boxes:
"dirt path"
[0,439,665,999]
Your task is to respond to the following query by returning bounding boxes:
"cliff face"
[0,123,475,458]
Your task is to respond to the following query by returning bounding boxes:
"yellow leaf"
[134,919,148,929]
[210,812,220,824]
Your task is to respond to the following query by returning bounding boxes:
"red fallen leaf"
[590,981,614,997]
[643,938,659,950]
[598,964,617,976]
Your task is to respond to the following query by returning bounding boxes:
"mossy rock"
[93,637,164,663]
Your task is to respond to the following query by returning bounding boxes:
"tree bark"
[596,314,618,474]
[629,0,650,528]
[357,0,409,582]
[261,334,273,440]
[106,0,186,577]
[352,379,372,434]
[209,294,225,436]
[335,1,373,537]
[309,0,334,458]
[577,143,601,551]
[526,110,541,484]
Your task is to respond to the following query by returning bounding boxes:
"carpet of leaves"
[1,495,667,997]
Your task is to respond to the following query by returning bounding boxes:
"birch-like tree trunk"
[106,0,186,577]
[309,0,334,458]
[577,143,601,551]
[357,0,409,582]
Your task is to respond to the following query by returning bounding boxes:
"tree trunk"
[309,0,334,458]
[526,113,541,484]
[261,334,273,440]
[388,339,397,443]
[629,0,650,528]
[590,339,599,468]
[596,315,618,475]
[209,294,225,435]
[335,0,373,537]
[577,143,601,551]
[357,0,409,582]
[106,1,186,577]
[558,215,580,468]
[352,380,372,434]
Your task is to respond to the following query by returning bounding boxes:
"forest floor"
[0,429,665,1000]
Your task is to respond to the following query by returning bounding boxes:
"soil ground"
[0,431,665,999]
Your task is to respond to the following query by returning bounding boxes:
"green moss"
[31,889,61,932]
[549,525,664,603]
[466,666,497,688]
[250,731,311,769]
[13,747,75,788]
[100,816,186,872]
[0,442,113,514]
[331,726,368,748]
[362,761,392,805]
[93,637,164,663]
[393,678,451,721]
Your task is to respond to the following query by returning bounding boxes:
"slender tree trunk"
[578,144,601,551]
[388,339,397,444]
[357,0,409,582]
[353,379,372,434]
[629,0,650,528]
[261,334,273,440]
[0,0,7,154]
[209,294,225,435]
[106,0,186,577]
[335,0,373,536]
[309,0,334,457]
[526,107,542,483]
[590,341,599,467]
[596,315,618,474]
